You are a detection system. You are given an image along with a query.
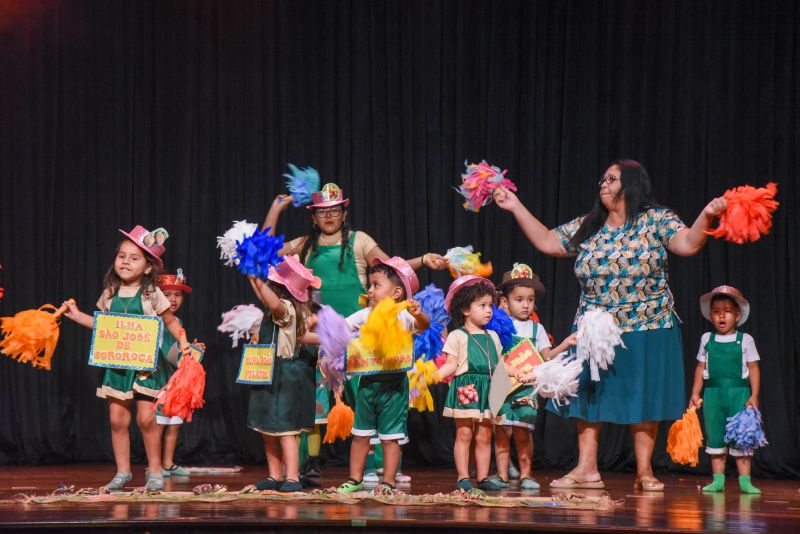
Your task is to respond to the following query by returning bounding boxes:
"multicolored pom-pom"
[455,160,517,212]
[444,245,493,278]
[217,220,258,266]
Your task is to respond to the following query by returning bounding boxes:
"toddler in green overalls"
[689,285,761,494]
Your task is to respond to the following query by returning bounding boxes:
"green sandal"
[336,478,364,494]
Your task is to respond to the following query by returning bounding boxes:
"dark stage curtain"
[1,0,798,478]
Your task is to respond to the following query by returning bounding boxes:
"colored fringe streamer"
[155,331,206,422]
[217,220,258,266]
[217,304,264,348]
[575,309,625,382]
[667,406,704,467]
[455,159,517,212]
[408,359,441,412]
[723,407,768,454]
[235,227,285,279]
[323,394,354,443]
[529,354,583,405]
[0,299,73,371]
[356,297,412,358]
[412,284,449,361]
[486,305,516,351]
[315,305,353,390]
[444,245,493,279]
[284,163,321,207]
[706,182,779,244]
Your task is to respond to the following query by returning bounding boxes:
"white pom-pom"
[530,353,584,405]
[216,220,258,266]
[576,309,625,381]
[218,304,264,348]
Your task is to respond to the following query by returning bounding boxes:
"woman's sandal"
[634,476,665,492]
[549,475,605,489]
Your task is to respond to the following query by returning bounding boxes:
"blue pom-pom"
[723,407,768,454]
[235,227,285,279]
[486,305,516,351]
[412,284,450,361]
[284,164,321,207]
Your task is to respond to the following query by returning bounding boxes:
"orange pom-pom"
[154,352,206,422]
[0,300,72,371]
[706,182,779,244]
[667,406,704,466]
[323,395,354,443]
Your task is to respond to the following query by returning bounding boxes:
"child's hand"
[493,185,520,211]
[745,396,759,410]
[703,196,728,218]
[519,370,536,384]
[192,339,206,351]
[269,194,293,215]
[563,332,578,348]
[180,343,193,360]
[406,299,423,317]
[62,300,82,320]
[306,313,319,331]
[689,394,703,410]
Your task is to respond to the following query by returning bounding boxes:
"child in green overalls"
[690,285,762,494]
[62,225,192,491]
[336,257,429,494]
[247,255,321,493]
[492,263,577,490]
[437,275,504,492]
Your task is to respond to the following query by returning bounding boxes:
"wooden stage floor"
[0,464,798,532]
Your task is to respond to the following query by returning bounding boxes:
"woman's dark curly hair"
[448,283,496,330]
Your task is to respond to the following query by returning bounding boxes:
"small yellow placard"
[236,344,275,384]
[503,338,544,393]
[346,342,414,376]
[88,311,163,371]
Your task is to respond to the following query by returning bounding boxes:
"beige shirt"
[270,299,298,359]
[285,231,379,287]
[442,329,503,376]
[96,285,171,316]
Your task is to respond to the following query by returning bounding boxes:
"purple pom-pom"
[235,227,285,279]
[723,406,768,454]
[316,305,354,390]
[486,305,515,351]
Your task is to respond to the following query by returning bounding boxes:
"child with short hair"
[493,263,577,490]
[690,285,761,494]
[336,257,429,494]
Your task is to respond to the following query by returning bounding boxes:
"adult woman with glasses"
[493,159,727,491]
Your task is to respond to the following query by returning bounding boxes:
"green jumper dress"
[443,329,500,421]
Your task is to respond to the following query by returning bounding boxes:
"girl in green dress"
[247,255,321,493]
[437,275,504,492]
[264,182,447,480]
[63,226,192,491]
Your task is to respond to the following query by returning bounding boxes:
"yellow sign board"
[88,312,163,371]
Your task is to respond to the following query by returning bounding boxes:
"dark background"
[1,0,797,478]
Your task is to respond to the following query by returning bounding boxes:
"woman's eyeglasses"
[598,175,619,186]
[314,206,344,218]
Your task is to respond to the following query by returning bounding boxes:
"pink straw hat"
[267,255,322,302]
[118,225,167,270]
[371,256,419,299]
[444,275,495,313]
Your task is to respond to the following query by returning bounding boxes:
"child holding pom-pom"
[436,275,504,492]
[155,269,204,479]
[491,264,577,490]
[247,255,321,493]
[336,257,429,494]
[61,226,192,491]
[689,286,762,494]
